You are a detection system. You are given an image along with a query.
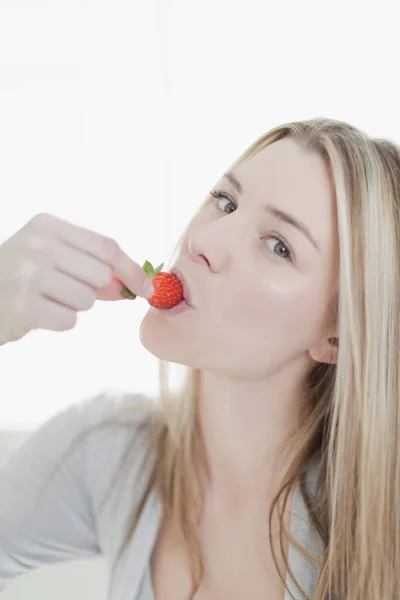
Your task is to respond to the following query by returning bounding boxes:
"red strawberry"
[119,260,184,309]
[147,271,183,309]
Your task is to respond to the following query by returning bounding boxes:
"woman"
[0,118,398,599]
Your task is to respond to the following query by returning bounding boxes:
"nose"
[187,225,231,273]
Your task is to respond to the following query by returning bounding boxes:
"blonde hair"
[47,118,400,599]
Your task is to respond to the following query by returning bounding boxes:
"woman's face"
[140,138,339,378]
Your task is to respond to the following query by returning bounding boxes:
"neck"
[195,359,312,503]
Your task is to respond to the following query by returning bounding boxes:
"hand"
[0,213,153,345]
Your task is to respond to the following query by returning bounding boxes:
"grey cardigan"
[0,392,324,599]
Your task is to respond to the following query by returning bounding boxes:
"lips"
[169,268,195,307]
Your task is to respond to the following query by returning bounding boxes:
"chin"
[139,307,195,366]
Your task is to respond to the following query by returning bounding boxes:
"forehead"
[233,138,337,245]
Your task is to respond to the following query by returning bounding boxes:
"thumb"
[96,275,143,301]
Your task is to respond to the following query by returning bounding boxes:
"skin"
[141,136,339,488]
[140,137,340,598]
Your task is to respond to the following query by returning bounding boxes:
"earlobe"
[309,337,339,365]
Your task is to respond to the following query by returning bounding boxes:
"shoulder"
[59,388,161,458]
[79,390,161,508]
[25,389,160,469]
[78,391,163,555]
[78,388,161,469]
[75,388,159,425]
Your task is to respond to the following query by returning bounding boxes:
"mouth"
[169,267,195,307]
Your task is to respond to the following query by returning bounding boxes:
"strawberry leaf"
[142,260,164,278]
[153,262,164,275]
[142,260,155,277]
[121,286,136,299]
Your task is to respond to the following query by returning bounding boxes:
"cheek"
[228,273,298,316]
[230,287,275,319]
[225,275,324,332]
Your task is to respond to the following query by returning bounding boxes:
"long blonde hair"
[47,118,400,599]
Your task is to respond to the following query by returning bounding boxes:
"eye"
[265,235,293,262]
[210,189,293,263]
[210,190,236,215]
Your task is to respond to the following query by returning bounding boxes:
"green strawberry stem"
[121,260,164,299]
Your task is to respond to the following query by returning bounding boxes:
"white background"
[1,0,399,428]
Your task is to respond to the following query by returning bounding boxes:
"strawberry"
[119,260,184,309]
[147,271,184,309]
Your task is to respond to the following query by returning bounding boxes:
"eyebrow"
[223,171,320,252]
[224,171,243,194]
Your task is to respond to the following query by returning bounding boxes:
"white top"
[138,565,155,600]
[0,392,324,599]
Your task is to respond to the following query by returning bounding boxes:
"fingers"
[29,295,78,332]
[33,268,97,312]
[95,277,128,301]
[52,241,113,289]
[34,214,153,299]
[111,257,154,299]
[1,212,156,343]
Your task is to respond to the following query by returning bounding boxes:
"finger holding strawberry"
[0,213,157,345]
[113,260,184,310]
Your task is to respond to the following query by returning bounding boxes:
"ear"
[309,337,339,365]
